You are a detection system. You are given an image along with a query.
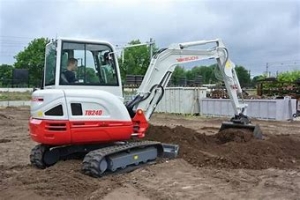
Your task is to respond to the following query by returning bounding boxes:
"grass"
[0,92,32,101]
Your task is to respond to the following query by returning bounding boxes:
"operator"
[63,58,78,83]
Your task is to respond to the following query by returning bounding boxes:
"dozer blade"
[219,121,263,139]
[161,143,180,159]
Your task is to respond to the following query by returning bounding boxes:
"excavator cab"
[43,38,123,98]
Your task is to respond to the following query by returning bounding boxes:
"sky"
[0,0,299,77]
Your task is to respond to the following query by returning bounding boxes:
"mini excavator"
[29,38,262,177]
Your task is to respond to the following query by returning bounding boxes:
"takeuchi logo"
[176,56,199,62]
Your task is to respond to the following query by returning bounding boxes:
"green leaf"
[14,38,50,86]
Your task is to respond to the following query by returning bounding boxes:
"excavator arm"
[126,38,262,139]
[127,39,246,121]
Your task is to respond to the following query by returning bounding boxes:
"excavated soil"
[145,125,300,170]
[1,107,300,200]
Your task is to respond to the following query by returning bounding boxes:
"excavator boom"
[127,38,262,139]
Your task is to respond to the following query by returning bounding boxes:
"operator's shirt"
[64,70,77,83]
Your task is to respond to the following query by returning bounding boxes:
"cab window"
[59,42,119,86]
[44,42,57,86]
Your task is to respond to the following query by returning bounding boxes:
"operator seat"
[60,72,69,84]
[60,55,69,84]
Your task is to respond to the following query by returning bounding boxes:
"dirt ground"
[0,107,300,200]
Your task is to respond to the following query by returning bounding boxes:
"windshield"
[60,41,119,86]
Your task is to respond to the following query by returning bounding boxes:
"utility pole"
[248,70,251,88]
[266,62,269,77]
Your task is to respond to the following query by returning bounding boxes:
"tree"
[252,75,266,83]
[251,75,266,87]
[186,65,218,84]
[0,64,13,86]
[118,40,158,80]
[277,70,300,82]
[171,66,186,85]
[235,66,251,88]
[14,38,50,86]
[186,66,201,80]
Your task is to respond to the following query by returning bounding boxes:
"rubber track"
[30,144,47,169]
[82,140,163,177]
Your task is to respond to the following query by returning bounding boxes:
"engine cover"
[29,89,134,145]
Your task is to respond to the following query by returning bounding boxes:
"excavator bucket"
[219,121,263,139]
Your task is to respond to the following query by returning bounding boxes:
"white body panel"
[44,85,124,102]
[31,89,68,120]
[64,89,130,121]
[31,89,131,122]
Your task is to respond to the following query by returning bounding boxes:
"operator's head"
[67,58,78,71]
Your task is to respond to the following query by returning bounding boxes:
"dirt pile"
[216,128,254,143]
[145,125,300,170]
[0,161,126,199]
